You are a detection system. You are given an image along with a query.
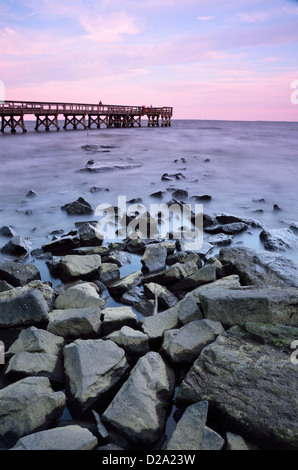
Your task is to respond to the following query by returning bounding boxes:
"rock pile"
[1,219,298,450]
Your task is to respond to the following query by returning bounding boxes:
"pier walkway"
[0,101,173,133]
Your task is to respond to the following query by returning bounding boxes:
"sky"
[1,0,298,120]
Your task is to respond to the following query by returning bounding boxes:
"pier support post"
[35,114,60,131]
[63,114,87,130]
[88,115,109,129]
[1,115,27,133]
[147,114,159,127]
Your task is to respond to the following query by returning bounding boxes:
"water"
[1,118,298,268]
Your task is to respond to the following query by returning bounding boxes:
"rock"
[144,282,178,309]
[0,225,17,237]
[0,377,65,448]
[47,307,102,338]
[176,275,241,325]
[169,263,217,292]
[120,285,155,317]
[0,280,55,309]
[226,432,258,450]
[59,254,102,281]
[1,236,31,258]
[54,282,106,310]
[26,189,37,198]
[176,325,298,449]
[61,197,93,215]
[259,228,298,251]
[42,235,81,256]
[161,319,224,363]
[0,289,49,328]
[166,251,202,267]
[144,261,199,288]
[172,189,188,199]
[107,326,150,356]
[140,306,180,342]
[215,213,262,227]
[221,222,248,234]
[5,351,64,384]
[92,410,109,440]
[101,306,138,336]
[206,233,234,245]
[11,425,98,450]
[141,244,167,273]
[63,339,129,412]
[0,280,13,292]
[150,191,165,198]
[102,250,132,267]
[192,194,212,201]
[98,263,120,284]
[219,246,298,287]
[166,401,224,451]
[199,286,298,327]
[6,326,64,356]
[0,262,41,287]
[108,270,143,297]
[102,352,175,445]
[77,222,102,247]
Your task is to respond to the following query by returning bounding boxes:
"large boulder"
[219,247,298,287]
[0,289,49,328]
[0,280,55,309]
[102,352,175,445]
[176,323,298,449]
[63,339,129,412]
[259,228,298,251]
[59,254,102,281]
[0,262,41,287]
[161,319,224,363]
[42,235,81,256]
[47,306,102,338]
[1,236,31,258]
[54,282,105,310]
[10,425,98,450]
[141,244,167,273]
[61,197,93,215]
[199,286,298,327]
[107,326,150,356]
[0,377,65,448]
[101,306,137,336]
[108,271,143,297]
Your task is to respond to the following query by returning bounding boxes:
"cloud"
[197,16,215,21]
[80,11,143,43]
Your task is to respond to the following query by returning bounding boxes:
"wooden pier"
[0,101,173,133]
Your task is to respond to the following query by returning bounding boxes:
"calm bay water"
[0,118,298,267]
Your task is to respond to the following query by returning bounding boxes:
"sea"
[1,119,298,268]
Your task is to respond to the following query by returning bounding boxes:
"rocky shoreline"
[0,196,298,451]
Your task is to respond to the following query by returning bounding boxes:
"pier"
[0,101,173,133]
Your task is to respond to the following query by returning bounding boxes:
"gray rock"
[166,401,224,450]
[166,251,202,267]
[259,227,298,251]
[176,326,298,449]
[107,326,150,356]
[169,263,217,292]
[161,319,224,363]
[102,352,175,445]
[144,261,199,288]
[101,306,138,336]
[120,285,155,317]
[98,263,120,284]
[42,235,81,256]
[1,236,31,258]
[11,425,98,450]
[77,222,102,247]
[47,307,102,338]
[0,280,14,292]
[206,233,234,246]
[59,254,102,281]
[144,282,178,309]
[108,270,143,297]
[0,262,41,287]
[0,289,49,328]
[226,432,258,450]
[140,306,180,341]
[0,225,17,237]
[215,212,262,227]
[63,339,129,412]
[0,377,65,448]
[6,326,64,356]
[220,246,298,287]
[5,351,64,384]
[102,250,132,267]
[62,197,93,215]
[199,286,298,327]
[0,280,55,308]
[54,282,106,310]
[141,244,167,273]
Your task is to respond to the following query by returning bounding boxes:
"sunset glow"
[1,0,298,120]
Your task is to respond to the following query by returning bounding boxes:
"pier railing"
[0,100,173,132]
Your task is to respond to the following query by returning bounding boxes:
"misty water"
[1,118,298,273]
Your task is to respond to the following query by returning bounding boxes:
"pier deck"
[0,101,173,133]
